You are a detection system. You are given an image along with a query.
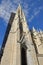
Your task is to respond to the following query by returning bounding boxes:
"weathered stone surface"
[38,57,43,65]
[0,5,43,65]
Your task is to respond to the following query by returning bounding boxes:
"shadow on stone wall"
[0,13,15,62]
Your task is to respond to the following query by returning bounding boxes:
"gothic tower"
[0,5,40,65]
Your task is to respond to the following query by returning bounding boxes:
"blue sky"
[0,0,43,47]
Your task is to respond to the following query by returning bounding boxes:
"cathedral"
[0,5,43,65]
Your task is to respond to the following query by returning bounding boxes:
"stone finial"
[17,4,22,15]
[32,27,36,32]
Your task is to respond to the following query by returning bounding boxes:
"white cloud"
[0,0,43,23]
[34,10,40,16]
[0,0,29,23]
[29,15,34,22]
[28,5,43,22]
[0,0,13,23]
[22,3,29,17]
[39,6,43,10]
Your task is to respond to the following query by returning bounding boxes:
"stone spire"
[0,5,38,65]
[32,27,36,32]
[32,27,43,54]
